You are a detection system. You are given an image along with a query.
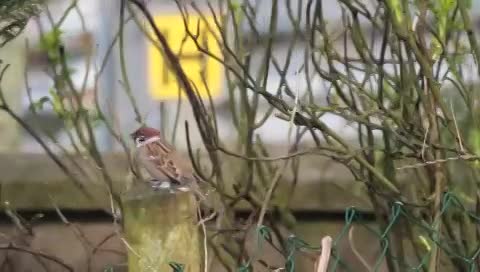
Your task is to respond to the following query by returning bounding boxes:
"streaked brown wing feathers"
[146,142,182,181]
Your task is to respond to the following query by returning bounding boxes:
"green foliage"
[33,26,100,128]
[29,96,50,112]
[39,27,63,63]
[386,0,404,28]
[429,0,456,60]
[0,0,43,47]
[229,0,244,26]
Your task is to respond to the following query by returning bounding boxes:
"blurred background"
[1,0,480,271]
[1,0,479,151]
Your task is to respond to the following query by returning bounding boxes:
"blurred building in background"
[1,0,480,153]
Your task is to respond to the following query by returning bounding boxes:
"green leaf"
[40,27,63,50]
[39,27,63,62]
[439,0,456,13]
[429,0,456,61]
[386,0,404,26]
[229,0,244,25]
[230,0,241,10]
[29,96,50,112]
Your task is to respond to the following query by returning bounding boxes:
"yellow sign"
[148,14,223,100]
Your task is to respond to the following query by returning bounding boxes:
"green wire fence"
[167,191,480,272]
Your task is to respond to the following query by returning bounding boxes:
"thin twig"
[0,65,95,201]
[0,244,74,272]
[217,146,316,161]
[396,155,480,170]
[256,159,289,228]
[348,226,372,271]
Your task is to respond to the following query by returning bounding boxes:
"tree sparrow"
[130,126,200,194]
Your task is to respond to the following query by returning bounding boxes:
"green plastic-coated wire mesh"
[169,191,480,272]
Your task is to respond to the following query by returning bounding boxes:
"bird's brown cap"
[130,126,161,140]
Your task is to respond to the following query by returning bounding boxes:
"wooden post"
[121,183,201,272]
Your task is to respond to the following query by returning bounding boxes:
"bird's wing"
[143,141,187,183]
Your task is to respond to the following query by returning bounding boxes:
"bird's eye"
[135,136,146,145]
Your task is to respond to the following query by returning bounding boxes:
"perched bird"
[130,126,202,195]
